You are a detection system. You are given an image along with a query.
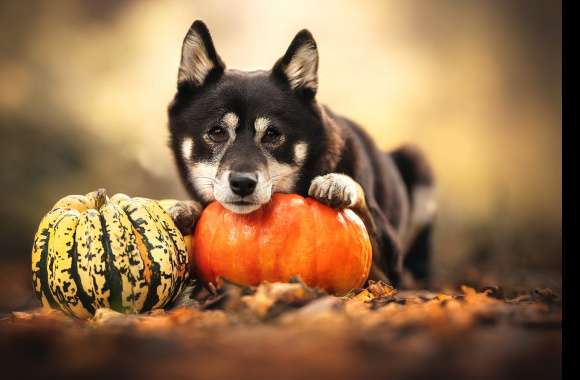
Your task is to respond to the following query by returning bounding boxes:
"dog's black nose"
[229,172,257,197]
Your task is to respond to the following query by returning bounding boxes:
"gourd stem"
[94,188,107,209]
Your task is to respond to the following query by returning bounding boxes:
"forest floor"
[0,278,561,380]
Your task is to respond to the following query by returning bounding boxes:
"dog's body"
[167,21,436,287]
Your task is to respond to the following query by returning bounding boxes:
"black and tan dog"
[167,20,436,288]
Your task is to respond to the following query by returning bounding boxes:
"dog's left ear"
[178,20,225,89]
[272,29,319,99]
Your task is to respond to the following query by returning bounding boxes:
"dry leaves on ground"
[0,278,561,380]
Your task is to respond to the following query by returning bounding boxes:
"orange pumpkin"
[190,193,372,295]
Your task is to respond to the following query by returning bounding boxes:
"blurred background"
[0,0,561,312]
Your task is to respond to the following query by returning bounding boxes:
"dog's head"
[168,20,327,214]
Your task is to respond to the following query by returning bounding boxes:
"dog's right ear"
[177,20,225,89]
[272,29,319,100]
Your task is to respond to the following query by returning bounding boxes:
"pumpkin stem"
[93,188,108,210]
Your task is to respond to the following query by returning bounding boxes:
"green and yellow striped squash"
[31,189,189,319]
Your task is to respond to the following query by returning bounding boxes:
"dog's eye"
[207,126,229,143]
[262,127,282,144]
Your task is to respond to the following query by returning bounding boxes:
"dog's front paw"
[308,173,359,209]
[163,200,202,235]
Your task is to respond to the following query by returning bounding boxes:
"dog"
[166,20,437,288]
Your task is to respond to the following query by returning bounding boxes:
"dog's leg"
[164,200,203,235]
[403,223,433,288]
[308,173,404,286]
[367,204,404,286]
[389,145,436,287]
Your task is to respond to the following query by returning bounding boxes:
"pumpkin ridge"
[134,200,178,308]
[88,210,111,309]
[68,232,95,316]
[75,210,103,311]
[123,204,163,312]
[132,229,152,283]
[37,227,59,308]
[32,208,66,309]
[137,199,185,306]
[39,229,60,309]
[115,205,146,313]
[47,211,78,316]
[58,211,91,317]
[99,213,124,313]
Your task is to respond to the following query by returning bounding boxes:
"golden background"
[0,0,561,311]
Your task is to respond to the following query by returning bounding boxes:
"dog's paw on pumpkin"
[159,199,202,235]
[308,173,359,209]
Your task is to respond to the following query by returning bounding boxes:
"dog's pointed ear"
[178,20,225,88]
[272,29,319,99]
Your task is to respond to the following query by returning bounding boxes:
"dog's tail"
[389,144,434,202]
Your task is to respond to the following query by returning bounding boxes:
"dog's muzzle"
[213,169,272,214]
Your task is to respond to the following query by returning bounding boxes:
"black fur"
[168,20,436,287]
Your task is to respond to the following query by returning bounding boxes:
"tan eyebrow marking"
[254,116,271,136]
[294,142,308,164]
[222,112,239,130]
